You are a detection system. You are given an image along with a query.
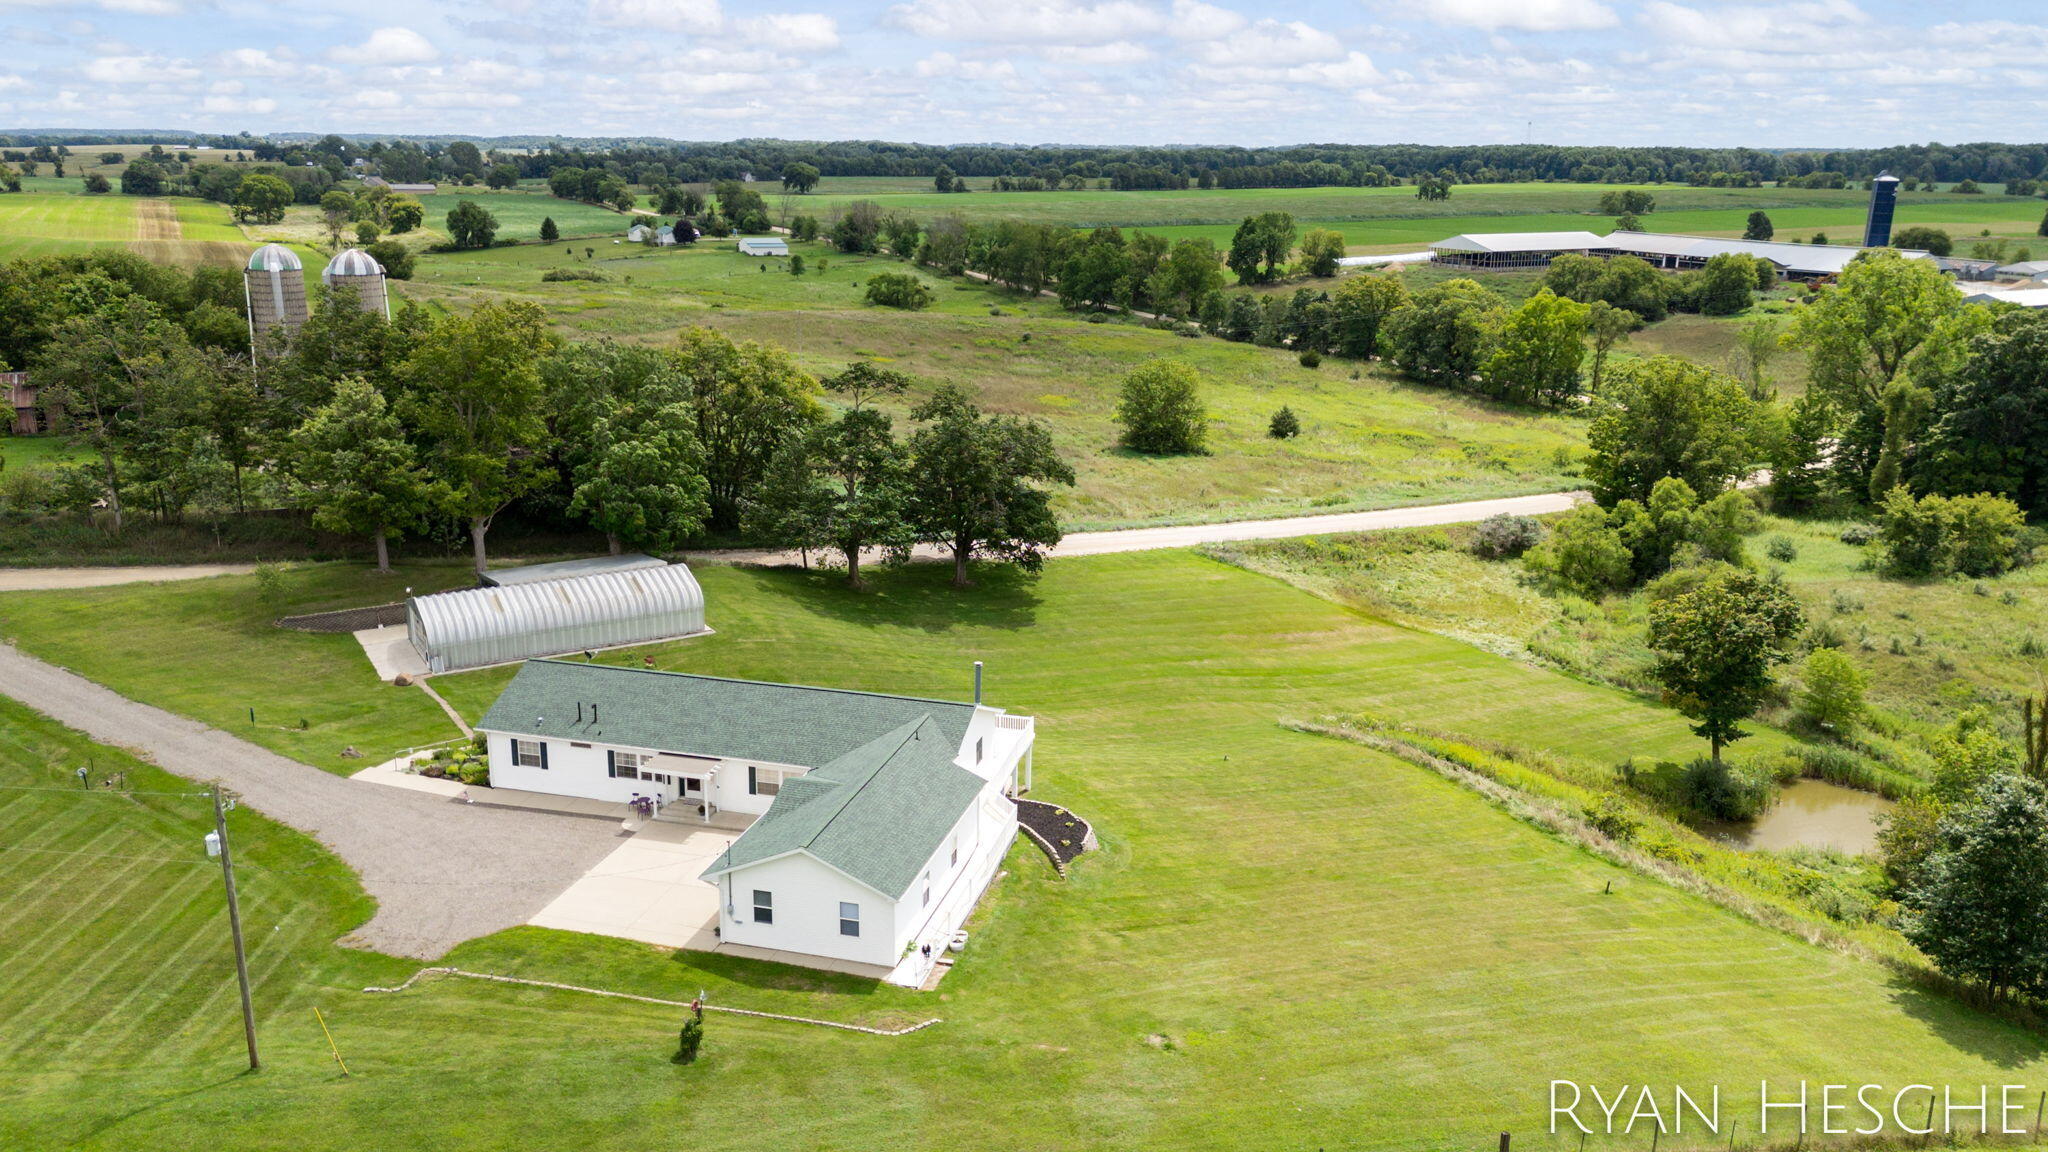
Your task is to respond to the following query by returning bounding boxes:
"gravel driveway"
[0,643,622,959]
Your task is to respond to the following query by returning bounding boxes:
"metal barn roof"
[1430,231,1607,254]
[481,553,667,587]
[406,564,706,673]
[1602,231,1928,276]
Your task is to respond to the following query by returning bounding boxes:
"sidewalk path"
[691,490,1588,567]
[0,643,621,958]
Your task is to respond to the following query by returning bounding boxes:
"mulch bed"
[276,602,408,633]
[1014,798,1094,872]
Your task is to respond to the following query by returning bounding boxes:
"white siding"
[482,730,807,815]
[715,854,900,968]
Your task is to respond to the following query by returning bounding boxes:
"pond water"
[1711,778,1896,855]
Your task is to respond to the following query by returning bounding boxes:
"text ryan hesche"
[1550,1081,2045,1136]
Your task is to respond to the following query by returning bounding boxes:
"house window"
[512,739,546,769]
[975,737,984,763]
[950,840,958,867]
[608,750,648,780]
[922,874,931,907]
[749,766,803,796]
[839,901,860,937]
[752,890,773,925]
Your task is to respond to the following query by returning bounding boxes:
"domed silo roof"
[323,248,385,284]
[247,244,302,272]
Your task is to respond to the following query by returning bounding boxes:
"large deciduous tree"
[671,327,824,531]
[908,385,1074,586]
[1906,774,2048,1001]
[1327,273,1407,360]
[289,377,440,572]
[1482,288,1588,407]
[1584,355,1763,507]
[232,173,294,224]
[444,199,499,250]
[1116,360,1206,454]
[1646,568,1805,763]
[1788,251,1957,493]
[398,300,558,574]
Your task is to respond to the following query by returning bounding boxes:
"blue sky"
[1,0,2043,146]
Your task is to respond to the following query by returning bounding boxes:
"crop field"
[0,188,140,259]
[5,553,2044,1150]
[403,239,1586,529]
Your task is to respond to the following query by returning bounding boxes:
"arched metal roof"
[406,564,707,674]
[246,243,302,272]
[323,247,384,282]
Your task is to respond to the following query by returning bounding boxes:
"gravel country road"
[689,490,1588,566]
[0,643,622,958]
[0,564,261,591]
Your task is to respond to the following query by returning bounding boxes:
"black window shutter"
[539,742,549,770]
[606,750,616,778]
[748,765,758,795]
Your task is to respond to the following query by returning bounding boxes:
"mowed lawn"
[5,552,2047,1150]
[405,242,1587,529]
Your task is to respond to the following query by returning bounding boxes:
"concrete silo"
[321,247,390,319]
[243,243,308,351]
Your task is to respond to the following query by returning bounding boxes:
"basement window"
[752,890,773,925]
[839,901,860,937]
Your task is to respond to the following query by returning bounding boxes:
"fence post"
[1499,1133,1510,1152]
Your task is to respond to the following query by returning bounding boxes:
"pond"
[1711,778,1896,855]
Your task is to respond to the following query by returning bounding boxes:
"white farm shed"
[406,563,707,673]
[737,236,789,256]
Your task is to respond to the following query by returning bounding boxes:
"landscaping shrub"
[541,268,608,283]
[1297,349,1321,368]
[1115,360,1207,455]
[1765,535,1798,563]
[674,1014,703,1064]
[1581,795,1641,843]
[1267,406,1300,440]
[1674,755,1779,822]
[863,271,933,310]
[1797,648,1867,736]
[1469,513,1542,560]
[1521,504,1630,597]
[1839,523,1876,546]
[1874,488,2026,579]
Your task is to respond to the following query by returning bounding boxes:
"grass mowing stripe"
[0,861,223,1063]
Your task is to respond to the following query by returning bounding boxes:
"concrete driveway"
[530,822,740,950]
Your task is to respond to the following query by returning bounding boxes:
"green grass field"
[401,240,1587,530]
[0,188,141,259]
[0,435,86,469]
[1210,513,2048,741]
[7,553,2048,1150]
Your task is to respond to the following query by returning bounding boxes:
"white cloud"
[1042,40,1153,64]
[201,93,278,114]
[587,0,723,33]
[83,52,199,82]
[739,12,839,50]
[0,0,179,14]
[1193,18,1342,66]
[887,0,1168,45]
[1639,0,1865,51]
[332,26,439,64]
[1389,0,1616,33]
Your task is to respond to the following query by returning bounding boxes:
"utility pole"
[212,785,260,1072]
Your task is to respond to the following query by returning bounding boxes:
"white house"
[476,660,1035,978]
[737,236,788,257]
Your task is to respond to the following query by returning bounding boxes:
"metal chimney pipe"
[973,661,984,704]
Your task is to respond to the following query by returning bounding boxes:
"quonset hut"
[405,563,708,674]
[322,247,389,318]
[243,244,308,350]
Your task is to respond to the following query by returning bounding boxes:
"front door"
[642,771,679,804]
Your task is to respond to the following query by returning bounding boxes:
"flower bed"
[1014,798,1094,873]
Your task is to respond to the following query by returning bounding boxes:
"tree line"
[0,251,1075,586]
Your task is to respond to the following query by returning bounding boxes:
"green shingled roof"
[700,715,988,898]
[475,659,978,768]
